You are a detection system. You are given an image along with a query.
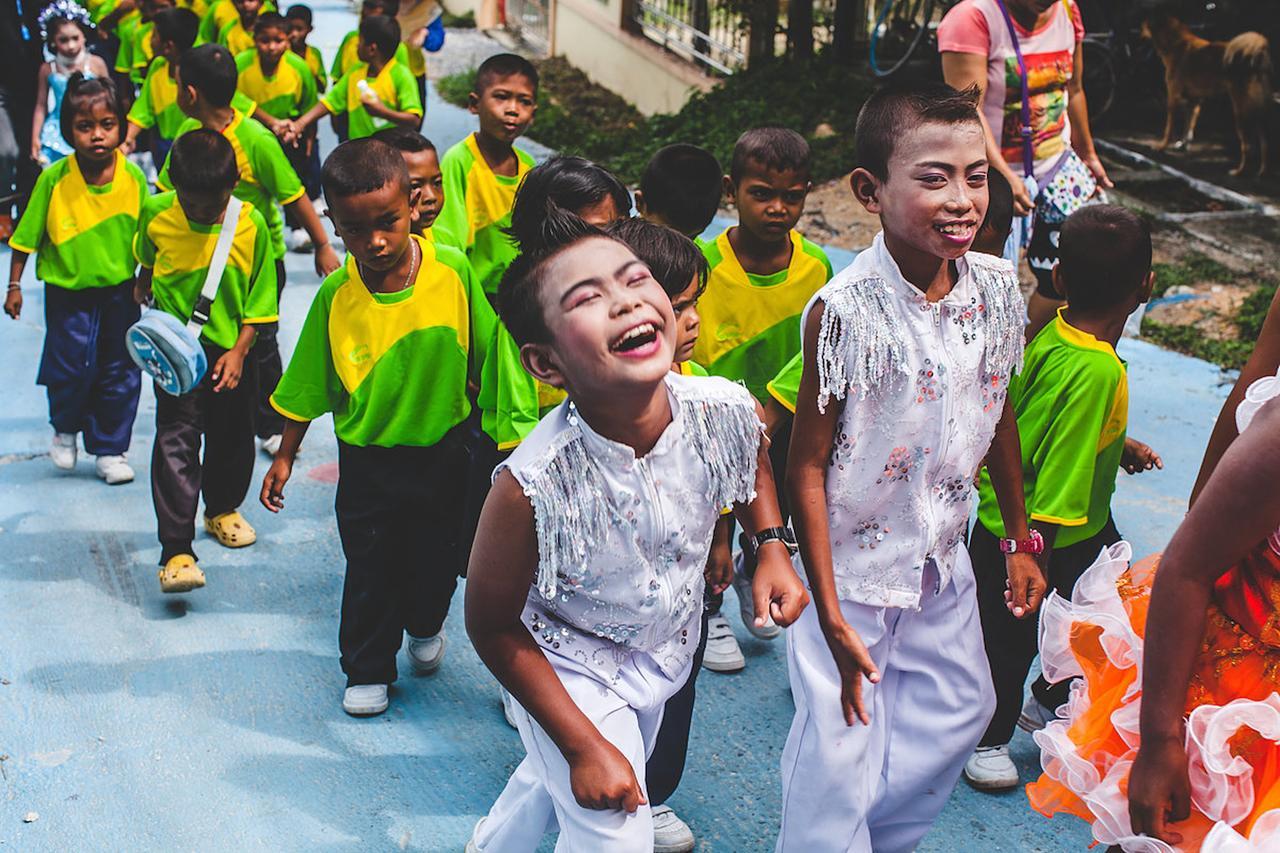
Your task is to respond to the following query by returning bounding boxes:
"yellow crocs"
[204,510,257,548]
[158,554,206,594]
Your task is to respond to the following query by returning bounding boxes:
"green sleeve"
[133,197,159,268]
[686,361,709,377]
[114,25,134,73]
[270,283,343,422]
[395,65,422,115]
[198,5,221,42]
[154,118,198,191]
[1027,361,1120,527]
[8,166,54,254]
[766,351,802,412]
[462,252,497,387]
[242,214,279,324]
[321,73,349,116]
[297,55,318,114]
[231,90,257,115]
[235,50,253,73]
[127,61,160,128]
[478,322,542,450]
[250,127,305,205]
[330,32,353,78]
[433,145,471,251]
[310,47,327,91]
[216,19,233,45]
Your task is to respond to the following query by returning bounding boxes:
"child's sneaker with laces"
[259,434,283,457]
[407,631,446,674]
[701,613,745,672]
[343,684,389,716]
[652,804,696,853]
[50,432,77,470]
[732,556,780,640]
[95,455,134,485]
[963,744,1019,791]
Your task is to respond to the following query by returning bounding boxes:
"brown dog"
[1143,14,1272,176]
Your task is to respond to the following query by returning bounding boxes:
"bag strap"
[994,0,1035,178]
[187,195,243,335]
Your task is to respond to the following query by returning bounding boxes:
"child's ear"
[722,175,734,202]
[1051,263,1067,300]
[467,91,480,115]
[519,342,565,389]
[1139,269,1156,304]
[633,190,647,216]
[849,168,881,214]
[407,187,421,224]
[323,208,340,238]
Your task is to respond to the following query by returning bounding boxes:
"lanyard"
[994,0,1035,177]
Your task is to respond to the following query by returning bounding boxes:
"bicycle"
[868,0,955,78]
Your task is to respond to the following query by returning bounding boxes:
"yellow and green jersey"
[134,191,279,350]
[87,0,115,25]
[112,9,141,66]
[976,311,1129,548]
[114,18,155,83]
[218,17,255,56]
[321,57,422,140]
[299,45,327,92]
[272,235,495,447]
[179,0,210,18]
[158,108,306,259]
[692,228,832,404]
[766,350,801,412]
[434,133,534,296]
[235,49,317,120]
[675,360,710,377]
[127,56,185,138]
[198,0,237,43]
[10,151,147,291]
[331,29,411,81]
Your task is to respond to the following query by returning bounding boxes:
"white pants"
[475,652,688,852]
[776,554,995,853]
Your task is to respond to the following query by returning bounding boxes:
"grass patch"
[1236,280,1279,341]
[1140,319,1255,370]
[1150,251,1236,297]
[436,54,873,184]
[440,9,475,27]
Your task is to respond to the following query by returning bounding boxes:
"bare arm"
[30,64,50,161]
[1129,396,1280,844]
[1066,41,1113,188]
[465,471,647,812]
[941,50,1033,214]
[260,418,311,512]
[282,195,340,277]
[362,97,422,130]
[5,249,28,319]
[985,398,1048,618]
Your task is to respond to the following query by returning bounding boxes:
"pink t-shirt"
[938,0,1084,181]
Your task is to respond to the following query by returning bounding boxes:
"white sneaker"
[286,227,313,252]
[94,455,134,485]
[406,631,446,674]
[963,744,1019,791]
[1018,696,1059,733]
[701,614,745,673]
[464,817,486,853]
[50,432,77,470]
[500,686,518,729]
[732,555,780,640]
[342,683,389,716]
[259,434,283,457]
[652,804,696,853]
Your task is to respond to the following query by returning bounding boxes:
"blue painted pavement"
[0,4,1235,849]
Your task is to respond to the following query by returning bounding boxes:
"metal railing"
[632,0,748,74]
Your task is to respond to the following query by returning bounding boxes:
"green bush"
[1150,251,1236,298]
[440,9,476,27]
[1141,319,1255,370]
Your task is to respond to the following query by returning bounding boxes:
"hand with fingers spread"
[568,739,647,813]
[822,619,880,726]
[1128,737,1190,846]
[752,542,809,628]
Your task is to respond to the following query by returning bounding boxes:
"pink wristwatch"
[999,529,1045,555]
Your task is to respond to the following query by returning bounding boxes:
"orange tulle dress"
[1027,372,1280,852]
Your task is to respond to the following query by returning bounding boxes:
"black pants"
[457,418,511,577]
[973,515,1122,747]
[253,260,287,439]
[645,601,711,806]
[151,343,258,563]
[336,434,469,686]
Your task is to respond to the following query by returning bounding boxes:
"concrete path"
[0,4,1235,850]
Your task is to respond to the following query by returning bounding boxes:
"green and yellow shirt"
[321,57,422,140]
[199,0,237,43]
[158,108,306,259]
[235,49,317,120]
[976,311,1129,548]
[10,151,147,290]
[117,18,155,83]
[218,17,255,56]
[271,235,494,447]
[134,191,278,350]
[434,133,534,296]
[766,350,802,412]
[112,9,141,68]
[300,45,326,92]
[330,29,411,81]
[127,56,185,139]
[676,360,709,377]
[692,228,832,404]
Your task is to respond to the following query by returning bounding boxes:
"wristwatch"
[750,526,799,556]
[999,529,1045,555]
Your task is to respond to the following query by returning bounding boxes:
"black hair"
[321,138,411,200]
[141,0,176,13]
[607,218,708,301]
[153,7,199,51]
[498,210,612,346]
[359,14,400,59]
[361,0,400,16]
[981,167,1015,242]
[639,144,722,237]
[169,128,239,193]
[730,127,811,184]
[177,44,238,108]
[854,81,982,181]
[1057,204,1153,312]
[285,3,313,25]
[43,12,92,50]
[508,155,630,252]
[474,52,539,97]
[60,73,122,147]
[253,11,289,36]
[371,126,436,153]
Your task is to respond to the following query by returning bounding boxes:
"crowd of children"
[13,0,1278,851]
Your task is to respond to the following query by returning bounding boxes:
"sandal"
[158,554,206,594]
[204,510,257,548]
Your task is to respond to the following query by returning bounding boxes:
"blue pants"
[37,281,141,456]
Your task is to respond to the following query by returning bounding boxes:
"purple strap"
[995,0,1035,177]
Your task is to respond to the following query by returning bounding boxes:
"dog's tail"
[1225,32,1272,79]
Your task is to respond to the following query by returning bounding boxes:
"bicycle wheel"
[869,0,934,78]
[1080,37,1117,123]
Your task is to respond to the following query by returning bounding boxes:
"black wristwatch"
[750,526,799,555]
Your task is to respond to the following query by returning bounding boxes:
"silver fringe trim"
[967,252,1026,381]
[815,276,907,413]
[676,383,762,510]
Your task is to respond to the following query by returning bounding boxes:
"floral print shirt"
[498,373,763,683]
[809,233,1025,609]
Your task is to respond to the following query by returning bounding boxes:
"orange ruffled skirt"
[1027,540,1280,852]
